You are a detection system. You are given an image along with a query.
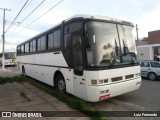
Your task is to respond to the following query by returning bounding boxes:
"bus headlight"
[99,80,103,84]
[91,80,97,85]
[135,73,141,77]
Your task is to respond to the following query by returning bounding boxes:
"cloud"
[137,9,160,38]
[1,0,160,52]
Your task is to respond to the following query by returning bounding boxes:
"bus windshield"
[85,21,138,67]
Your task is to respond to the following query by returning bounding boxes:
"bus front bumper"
[87,77,141,102]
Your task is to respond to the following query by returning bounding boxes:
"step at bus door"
[72,33,87,100]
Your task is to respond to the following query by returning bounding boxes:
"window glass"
[48,33,54,49]
[85,21,138,67]
[17,46,21,54]
[41,36,46,51]
[25,43,29,53]
[32,40,36,52]
[85,22,119,66]
[70,22,82,33]
[72,36,83,75]
[140,62,145,67]
[150,62,160,67]
[64,34,71,66]
[142,61,150,67]
[64,25,69,35]
[5,53,10,59]
[21,45,24,53]
[118,25,138,63]
[10,53,16,58]
[64,22,82,35]
[30,42,33,52]
[37,38,41,51]
[54,30,61,49]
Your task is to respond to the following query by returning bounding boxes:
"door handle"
[148,69,151,70]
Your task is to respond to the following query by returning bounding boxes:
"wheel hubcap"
[58,79,65,91]
[149,73,155,80]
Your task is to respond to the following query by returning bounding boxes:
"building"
[137,30,160,60]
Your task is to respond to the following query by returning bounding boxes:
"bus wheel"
[56,74,66,92]
[22,66,26,76]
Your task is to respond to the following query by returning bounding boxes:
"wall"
[137,46,151,60]
[148,30,160,44]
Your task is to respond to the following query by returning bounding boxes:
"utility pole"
[136,24,139,46]
[0,8,11,70]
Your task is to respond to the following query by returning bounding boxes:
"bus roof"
[65,14,133,25]
[17,14,134,47]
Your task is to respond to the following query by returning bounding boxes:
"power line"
[18,0,64,33]
[20,0,45,24]
[10,0,46,37]
[23,0,34,11]
[5,0,29,33]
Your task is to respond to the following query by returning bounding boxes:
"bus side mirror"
[84,36,90,48]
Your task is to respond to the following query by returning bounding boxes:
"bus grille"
[125,74,134,79]
[111,76,123,82]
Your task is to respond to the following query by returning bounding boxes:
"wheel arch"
[147,71,157,80]
[53,70,64,87]
[22,65,25,72]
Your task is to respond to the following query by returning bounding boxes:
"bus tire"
[22,66,26,76]
[56,74,66,92]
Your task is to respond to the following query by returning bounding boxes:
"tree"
[142,37,148,41]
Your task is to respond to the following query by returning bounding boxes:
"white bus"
[0,52,17,66]
[17,15,141,102]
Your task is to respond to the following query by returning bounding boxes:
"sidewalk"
[0,69,89,120]
[0,69,20,77]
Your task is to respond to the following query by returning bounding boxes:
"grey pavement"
[0,68,20,77]
[0,69,90,120]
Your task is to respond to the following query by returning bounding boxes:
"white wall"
[137,46,152,60]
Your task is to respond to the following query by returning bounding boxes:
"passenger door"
[72,32,87,100]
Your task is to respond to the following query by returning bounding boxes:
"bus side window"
[70,22,82,33]
[32,40,36,52]
[41,36,46,51]
[54,29,61,49]
[21,45,24,54]
[48,33,54,50]
[25,43,29,53]
[37,38,41,51]
[17,46,21,55]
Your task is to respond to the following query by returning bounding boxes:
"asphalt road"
[1,66,160,119]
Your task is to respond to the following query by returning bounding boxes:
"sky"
[0,0,160,52]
